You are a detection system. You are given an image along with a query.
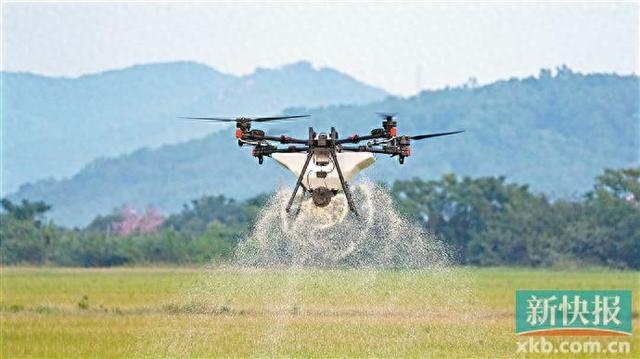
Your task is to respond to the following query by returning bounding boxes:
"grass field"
[1,267,638,357]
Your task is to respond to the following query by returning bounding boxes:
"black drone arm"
[336,133,386,145]
[272,146,310,153]
[261,135,308,145]
[252,145,309,156]
[339,145,399,155]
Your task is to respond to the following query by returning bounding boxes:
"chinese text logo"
[515,290,632,336]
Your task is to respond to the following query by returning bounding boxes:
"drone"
[181,113,463,216]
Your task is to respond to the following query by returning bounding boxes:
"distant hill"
[1,61,388,194]
[9,67,639,226]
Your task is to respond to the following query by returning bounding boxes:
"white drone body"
[272,152,375,192]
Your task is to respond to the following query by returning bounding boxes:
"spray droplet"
[236,181,452,268]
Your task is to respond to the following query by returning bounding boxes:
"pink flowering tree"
[111,205,165,236]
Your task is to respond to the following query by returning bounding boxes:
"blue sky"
[2,2,638,96]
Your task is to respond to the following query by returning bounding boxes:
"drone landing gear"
[293,189,306,216]
[330,150,358,216]
[285,149,358,216]
[286,151,313,213]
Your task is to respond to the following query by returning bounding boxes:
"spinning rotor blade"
[252,115,310,122]
[179,117,236,122]
[410,130,464,140]
[179,115,310,123]
[376,112,397,120]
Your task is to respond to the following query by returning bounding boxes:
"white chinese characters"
[526,294,621,327]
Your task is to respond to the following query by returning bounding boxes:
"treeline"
[1,168,638,268]
[0,195,266,266]
[392,168,639,268]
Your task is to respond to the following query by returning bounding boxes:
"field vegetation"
[2,167,638,356]
[2,167,639,269]
[2,267,638,357]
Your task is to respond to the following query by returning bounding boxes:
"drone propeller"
[410,130,464,140]
[376,112,397,121]
[179,115,310,123]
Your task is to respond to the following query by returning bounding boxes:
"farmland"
[1,267,638,357]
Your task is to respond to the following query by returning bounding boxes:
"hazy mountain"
[1,61,388,194]
[9,67,639,226]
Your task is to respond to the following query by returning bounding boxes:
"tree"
[581,168,640,268]
[392,168,640,268]
[0,199,56,264]
[1,199,50,224]
[392,174,537,263]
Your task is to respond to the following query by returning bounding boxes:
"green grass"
[1,267,638,357]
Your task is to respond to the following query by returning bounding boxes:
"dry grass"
[1,267,638,357]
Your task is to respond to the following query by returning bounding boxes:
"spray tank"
[272,151,375,207]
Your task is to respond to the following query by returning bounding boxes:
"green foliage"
[0,199,55,264]
[580,168,640,268]
[0,195,249,266]
[163,194,266,235]
[48,232,130,267]
[85,212,125,233]
[1,198,50,222]
[392,167,640,268]
[77,295,89,310]
[393,174,536,263]
[190,222,242,263]
[2,169,638,268]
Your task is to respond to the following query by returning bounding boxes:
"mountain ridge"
[2,60,389,194]
[9,68,639,226]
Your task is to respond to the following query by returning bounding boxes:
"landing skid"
[285,148,358,216]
